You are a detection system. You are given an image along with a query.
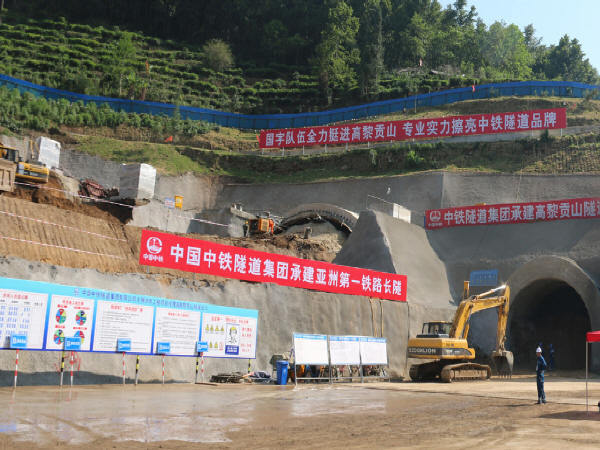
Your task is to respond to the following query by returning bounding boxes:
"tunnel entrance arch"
[507,256,600,371]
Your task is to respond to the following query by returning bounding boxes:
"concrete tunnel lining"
[507,256,600,370]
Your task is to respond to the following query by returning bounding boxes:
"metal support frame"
[293,337,332,386]
[292,334,390,385]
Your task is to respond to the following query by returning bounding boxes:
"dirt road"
[1,376,600,449]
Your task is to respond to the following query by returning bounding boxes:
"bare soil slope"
[0,184,337,280]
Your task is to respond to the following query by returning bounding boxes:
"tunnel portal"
[508,279,590,371]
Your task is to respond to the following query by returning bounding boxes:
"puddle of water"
[0,384,395,445]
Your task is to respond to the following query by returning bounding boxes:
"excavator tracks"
[410,361,492,382]
[439,363,491,382]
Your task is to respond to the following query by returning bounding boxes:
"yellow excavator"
[407,282,513,382]
[0,144,49,184]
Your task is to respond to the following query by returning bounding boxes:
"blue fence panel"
[1,73,599,130]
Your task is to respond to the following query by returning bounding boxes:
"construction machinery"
[0,144,49,184]
[407,282,513,382]
[246,217,275,235]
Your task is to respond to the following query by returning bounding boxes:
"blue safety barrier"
[1,73,598,130]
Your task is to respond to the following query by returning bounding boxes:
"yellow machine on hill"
[407,282,513,382]
[0,144,49,184]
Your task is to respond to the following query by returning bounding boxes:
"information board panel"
[45,295,95,351]
[154,307,201,356]
[329,335,361,365]
[92,301,155,354]
[200,312,257,358]
[469,269,498,287]
[293,333,329,365]
[359,337,388,365]
[0,276,258,358]
[0,288,47,349]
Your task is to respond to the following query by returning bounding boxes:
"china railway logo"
[147,237,163,254]
[429,211,441,222]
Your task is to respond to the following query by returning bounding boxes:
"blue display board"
[0,277,258,358]
[10,334,27,349]
[469,269,499,287]
[64,337,81,351]
[117,339,132,352]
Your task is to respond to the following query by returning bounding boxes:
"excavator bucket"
[491,350,514,377]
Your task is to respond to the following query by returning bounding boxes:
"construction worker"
[268,218,274,235]
[242,221,249,237]
[536,346,547,404]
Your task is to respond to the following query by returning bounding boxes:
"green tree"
[313,1,360,102]
[398,13,431,68]
[105,33,138,97]
[480,22,532,78]
[203,39,234,72]
[540,35,599,83]
[358,0,387,98]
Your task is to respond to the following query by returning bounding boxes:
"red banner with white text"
[139,230,407,301]
[259,108,566,149]
[426,197,600,230]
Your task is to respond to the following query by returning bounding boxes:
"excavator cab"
[0,144,49,184]
[419,321,452,338]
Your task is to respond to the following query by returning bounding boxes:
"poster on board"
[153,307,201,356]
[200,313,257,358]
[92,301,154,353]
[0,276,258,358]
[0,289,48,349]
[293,333,329,365]
[45,295,95,351]
[329,335,360,365]
[359,337,388,365]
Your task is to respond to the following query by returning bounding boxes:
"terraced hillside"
[0,13,320,113]
[0,13,521,114]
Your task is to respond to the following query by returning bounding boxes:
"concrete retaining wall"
[0,255,437,385]
[59,148,122,187]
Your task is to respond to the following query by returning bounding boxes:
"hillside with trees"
[0,0,598,114]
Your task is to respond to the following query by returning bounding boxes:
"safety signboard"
[0,276,258,359]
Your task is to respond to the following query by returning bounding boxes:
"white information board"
[293,333,329,365]
[45,295,95,351]
[153,307,201,356]
[359,337,388,365]
[92,301,154,353]
[200,313,257,358]
[0,289,48,349]
[329,335,361,365]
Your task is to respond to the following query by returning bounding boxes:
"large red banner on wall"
[426,197,600,230]
[259,108,566,149]
[139,230,407,302]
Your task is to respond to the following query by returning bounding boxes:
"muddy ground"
[1,376,600,449]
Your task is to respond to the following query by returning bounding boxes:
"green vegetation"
[0,86,216,137]
[68,132,600,183]
[1,1,597,114]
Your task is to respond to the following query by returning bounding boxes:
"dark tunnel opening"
[508,279,590,371]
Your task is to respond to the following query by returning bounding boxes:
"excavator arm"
[450,283,510,348]
[450,282,513,376]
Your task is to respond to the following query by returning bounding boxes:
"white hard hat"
[536,347,542,353]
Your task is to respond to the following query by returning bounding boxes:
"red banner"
[139,230,407,302]
[259,108,566,149]
[426,197,600,230]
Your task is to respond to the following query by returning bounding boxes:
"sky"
[439,0,599,72]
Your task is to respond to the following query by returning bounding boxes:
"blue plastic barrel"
[276,360,289,385]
